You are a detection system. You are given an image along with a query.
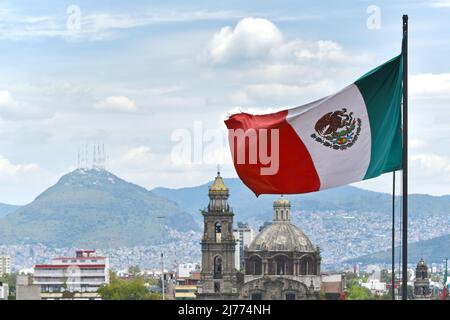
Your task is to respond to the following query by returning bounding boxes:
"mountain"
[152,179,371,222]
[153,178,450,264]
[344,234,450,264]
[0,169,199,247]
[152,178,450,222]
[0,203,20,218]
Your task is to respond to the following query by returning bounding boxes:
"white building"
[16,275,41,300]
[18,268,34,275]
[33,250,109,300]
[177,262,200,278]
[0,255,11,276]
[0,282,9,300]
[361,279,388,295]
[233,222,255,270]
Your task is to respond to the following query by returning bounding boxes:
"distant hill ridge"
[1,170,449,260]
[0,169,199,247]
[152,178,450,222]
[345,234,450,264]
[0,203,20,218]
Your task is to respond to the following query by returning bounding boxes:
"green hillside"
[0,203,20,218]
[152,178,450,222]
[345,234,450,264]
[0,169,199,247]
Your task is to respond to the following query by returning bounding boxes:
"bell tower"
[413,258,431,299]
[197,170,238,299]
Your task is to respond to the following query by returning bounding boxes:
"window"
[300,256,314,275]
[251,293,262,300]
[215,222,222,242]
[246,256,262,275]
[286,293,296,300]
[214,282,220,293]
[276,260,284,275]
[214,256,222,279]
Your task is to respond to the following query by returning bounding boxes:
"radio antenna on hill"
[77,142,107,170]
[93,143,97,169]
[77,148,81,169]
[99,143,105,170]
[84,143,89,169]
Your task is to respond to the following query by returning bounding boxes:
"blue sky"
[1,0,450,204]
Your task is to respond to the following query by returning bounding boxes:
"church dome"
[417,258,427,268]
[248,197,317,252]
[249,222,316,252]
[273,196,290,207]
[209,171,228,193]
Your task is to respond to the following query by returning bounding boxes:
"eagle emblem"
[310,108,361,150]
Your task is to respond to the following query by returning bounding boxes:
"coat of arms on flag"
[311,108,362,150]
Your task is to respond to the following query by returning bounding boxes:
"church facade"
[197,172,321,300]
[413,258,431,299]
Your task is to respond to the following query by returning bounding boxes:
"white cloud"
[0,154,58,204]
[270,39,353,63]
[0,90,15,107]
[94,96,138,113]
[0,90,49,120]
[410,73,450,99]
[204,17,369,65]
[245,81,334,100]
[410,138,426,149]
[229,80,336,108]
[204,17,284,64]
[411,153,450,175]
[430,0,450,8]
[109,145,234,189]
[0,8,248,41]
[0,155,40,177]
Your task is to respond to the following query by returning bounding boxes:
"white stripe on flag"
[287,84,372,190]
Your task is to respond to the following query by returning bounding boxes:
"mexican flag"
[225,54,403,195]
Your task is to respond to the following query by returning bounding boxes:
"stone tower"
[197,171,238,299]
[414,258,431,299]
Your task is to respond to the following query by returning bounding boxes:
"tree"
[0,272,17,300]
[346,285,372,300]
[344,271,359,289]
[374,293,391,300]
[128,265,141,277]
[380,269,392,283]
[98,272,162,300]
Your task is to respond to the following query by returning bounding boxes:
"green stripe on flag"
[355,54,403,179]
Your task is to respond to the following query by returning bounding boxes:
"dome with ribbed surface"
[248,197,317,252]
[249,222,316,252]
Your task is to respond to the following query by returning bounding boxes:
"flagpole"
[391,171,396,300]
[401,14,409,301]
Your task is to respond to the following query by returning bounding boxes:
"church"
[197,171,322,300]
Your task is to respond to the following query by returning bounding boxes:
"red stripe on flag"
[225,111,320,195]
